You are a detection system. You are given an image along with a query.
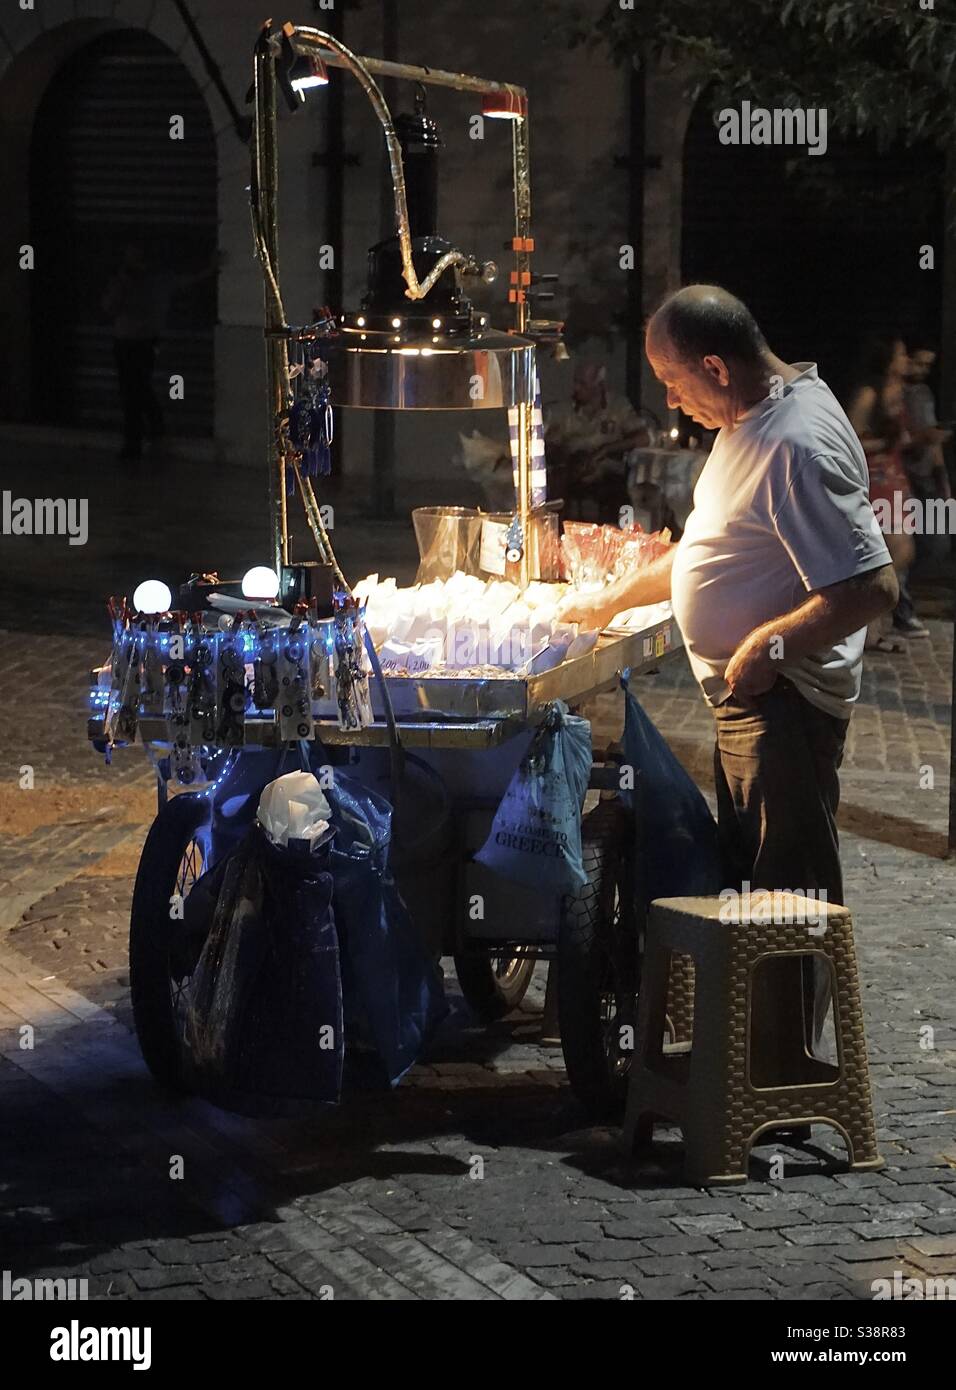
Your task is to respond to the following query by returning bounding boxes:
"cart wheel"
[453,952,536,1022]
[129,793,210,1090]
[557,799,638,1121]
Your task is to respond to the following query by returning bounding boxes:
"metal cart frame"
[112,20,683,1118]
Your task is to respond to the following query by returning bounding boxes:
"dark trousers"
[113,338,163,457]
[713,678,848,1058]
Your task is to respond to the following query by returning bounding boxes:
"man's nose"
[666,387,681,409]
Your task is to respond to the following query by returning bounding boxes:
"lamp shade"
[482,91,527,120]
[322,329,535,410]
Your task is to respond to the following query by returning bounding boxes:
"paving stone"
[204,1279,277,1300]
[701,1268,776,1292]
[632,1255,710,1278]
[87,1248,158,1275]
[600,1217,680,1240]
[672,1215,744,1235]
[633,1275,705,1299]
[576,1240,649,1262]
[906,1233,956,1257]
[713,1231,788,1250]
[130,1266,203,1291]
[641,1235,718,1256]
[522,1266,580,1289]
[850,1221,924,1239]
[149,1238,245,1266]
[529,1222,604,1245]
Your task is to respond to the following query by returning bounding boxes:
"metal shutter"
[31,28,216,435]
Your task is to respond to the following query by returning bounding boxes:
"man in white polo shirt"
[559,284,896,920]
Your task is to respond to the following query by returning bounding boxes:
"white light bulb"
[241,566,281,600]
[391,317,402,329]
[133,580,172,615]
[432,318,442,330]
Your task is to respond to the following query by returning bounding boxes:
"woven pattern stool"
[623,893,883,1185]
[665,949,695,1046]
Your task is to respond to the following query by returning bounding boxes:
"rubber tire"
[129,793,210,1091]
[557,799,636,1121]
[454,952,536,1022]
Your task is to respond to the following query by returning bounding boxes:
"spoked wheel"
[557,798,639,1121]
[129,793,210,1089]
[453,950,537,1022]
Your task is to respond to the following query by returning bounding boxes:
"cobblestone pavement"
[1,624,955,1301]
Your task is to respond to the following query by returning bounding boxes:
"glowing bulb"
[432,318,442,330]
[391,317,402,329]
[356,316,366,327]
[133,580,172,614]
[241,566,281,600]
[669,427,679,441]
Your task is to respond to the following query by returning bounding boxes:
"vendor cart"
[88,20,682,1119]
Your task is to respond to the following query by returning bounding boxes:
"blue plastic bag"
[620,677,722,902]
[323,772,448,1086]
[186,751,447,1092]
[475,700,591,895]
[185,823,344,1114]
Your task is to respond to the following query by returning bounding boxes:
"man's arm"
[555,544,676,629]
[724,563,899,701]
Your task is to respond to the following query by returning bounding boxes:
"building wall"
[0,0,638,492]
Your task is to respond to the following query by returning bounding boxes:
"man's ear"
[701,354,731,387]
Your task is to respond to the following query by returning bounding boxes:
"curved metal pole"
[287,25,474,301]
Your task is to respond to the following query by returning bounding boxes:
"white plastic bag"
[257,771,331,848]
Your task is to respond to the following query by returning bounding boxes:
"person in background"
[102,242,218,463]
[903,337,952,578]
[545,362,649,519]
[845,337,925,647]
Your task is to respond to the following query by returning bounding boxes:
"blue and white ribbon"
[508,371,547,507]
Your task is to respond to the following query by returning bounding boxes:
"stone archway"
[0,9,219,434]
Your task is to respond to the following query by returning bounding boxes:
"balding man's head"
[647,286,767,368]
[645,285,771,431]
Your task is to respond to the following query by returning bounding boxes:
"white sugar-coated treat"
[483,580,520,617]
[492,622,532,669]
[406,636,443,674]
[566,630,599,661]
[524,642,566,676]
[414,583,441,614]
[446,618,483,667]
[405,607,443,642]
[499,600,530,630]
[389,609,414,642]
[365,615,392,647]
[379,639,411,671]
[445,571,486,599]
[530,618,554,650]
[353,573,379,603]
[522,581,561,610]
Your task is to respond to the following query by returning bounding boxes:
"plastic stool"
[623,893,884,1185]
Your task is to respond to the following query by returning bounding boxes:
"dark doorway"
[29,28,217,436]
[681,95,944,403]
